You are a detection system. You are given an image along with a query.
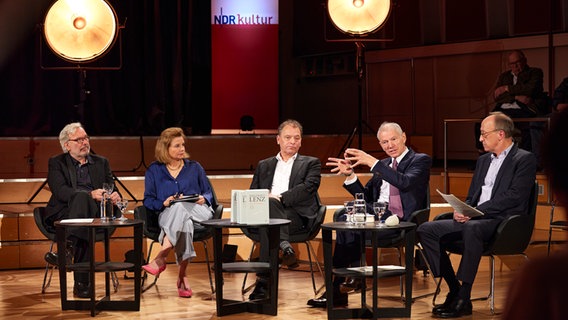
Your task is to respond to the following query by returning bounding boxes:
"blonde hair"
[154,127,189,163]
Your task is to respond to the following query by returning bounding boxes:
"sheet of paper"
[59,218,94,224]
[347,265,405,273]
[436,189,484,217]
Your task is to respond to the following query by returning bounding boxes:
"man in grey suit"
[418,112,537,318]
[248,119,322,300]
[45,122,123,298]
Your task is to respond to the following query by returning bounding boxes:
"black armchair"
[134,181,224,294]
[431,181,539,314]
[33,206,120,293]
[33,207,57,294]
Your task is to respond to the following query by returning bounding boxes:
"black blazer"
[45,153,116,222]
[250,154,321,219]
[466,144,537,218]
[344,148,431,221]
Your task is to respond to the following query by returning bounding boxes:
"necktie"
[389,159,404,218]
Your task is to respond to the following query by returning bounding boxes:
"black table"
[200,218,290,316]
[54,218,143,317]
[322,221,416,319]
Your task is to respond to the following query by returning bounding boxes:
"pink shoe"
[177,278,193,298]
[142,263,166,276]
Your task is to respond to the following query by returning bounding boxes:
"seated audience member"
[247,119,322,300]
[45,122,123,298]
[479,50,548,153]
[552,76,568,112]
[418,112,537,318]
[142,127,214,298]
[307,122,431,308]
[502,109,568,320]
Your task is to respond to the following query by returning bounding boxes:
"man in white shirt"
[248,119,322,300]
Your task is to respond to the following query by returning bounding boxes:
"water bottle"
[100,194,109,222]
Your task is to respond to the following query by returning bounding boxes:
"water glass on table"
[373,201,388,227]
[116,199,129,221]
[344,200,354,224]
[100,183,114,222]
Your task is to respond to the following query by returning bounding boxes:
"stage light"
[328,0,391,36]
[43,0,118,63]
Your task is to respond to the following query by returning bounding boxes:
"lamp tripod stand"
[28,0,136,203]
[337,41,376,156]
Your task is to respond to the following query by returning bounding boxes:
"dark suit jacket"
[494,65,546,115]
[250,154,321,219]
[45,153,116,222]
[344,148,431,221]
[466,144,537,218]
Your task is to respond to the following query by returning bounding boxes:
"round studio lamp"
[43,0,118,63]
[328,0,392,35]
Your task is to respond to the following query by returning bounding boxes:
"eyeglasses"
[68,136,90,144]
[480,129,501,138]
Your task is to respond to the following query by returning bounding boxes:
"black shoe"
[44,252,58,266]
[434,298,472,318]
[432,292,458,314]
[307,292,348,308]
[73,281,92,299]
[249,280,269,300]
[339,277,362,293]
[44,251,73,266]
[281,247,299,269]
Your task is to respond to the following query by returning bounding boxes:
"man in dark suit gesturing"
[418,112,537,318]
[45,122,123,298]
[248,119,322,300]
[307,121,431,308]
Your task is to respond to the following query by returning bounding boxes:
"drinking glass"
[373,201,388,227]
[116,199,129,221]
[100,183,114,221]
[102,183,114,195]
[344,200,354,224]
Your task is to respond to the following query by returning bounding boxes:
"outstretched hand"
[344,148,377,169]
[326,157,353,176]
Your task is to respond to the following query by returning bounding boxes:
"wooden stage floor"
[0,257,520,320]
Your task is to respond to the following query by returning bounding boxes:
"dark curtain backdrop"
[0,0,211,137]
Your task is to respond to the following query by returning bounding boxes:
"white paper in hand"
[436,189,484,217]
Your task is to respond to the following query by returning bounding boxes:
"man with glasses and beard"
[44,122,123,298]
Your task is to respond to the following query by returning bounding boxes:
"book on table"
[231,189,269,224]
